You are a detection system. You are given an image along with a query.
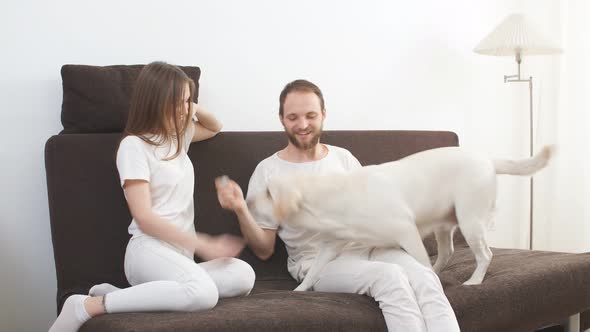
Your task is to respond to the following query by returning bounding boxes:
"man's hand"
[215,176,247,213]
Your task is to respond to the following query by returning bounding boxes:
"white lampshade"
[474,14,562,56]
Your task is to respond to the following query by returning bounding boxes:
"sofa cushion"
[60,64,201,134]
[77,248,590,332]
[442,247,590,332]
[81,284,387,331]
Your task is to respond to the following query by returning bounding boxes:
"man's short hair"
[279,80,325,116]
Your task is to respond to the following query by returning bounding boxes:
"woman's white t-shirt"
[116,123,196,238]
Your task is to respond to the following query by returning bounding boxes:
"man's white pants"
[313,247,460,332]
[103,235,256,313]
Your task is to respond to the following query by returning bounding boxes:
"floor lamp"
[474,14,561,250]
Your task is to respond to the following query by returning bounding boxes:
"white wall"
[529,0,590,253]
[1,0,565,330]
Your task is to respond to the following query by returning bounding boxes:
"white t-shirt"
[246,144,362,281]
[116,122,197,238]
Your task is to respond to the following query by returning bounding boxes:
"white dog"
[247,145,554,291]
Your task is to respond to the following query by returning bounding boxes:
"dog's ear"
[267,179,302,221]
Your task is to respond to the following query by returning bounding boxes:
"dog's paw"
[462,279,482,286]
[433,264,443,273]
[294,283,311,291]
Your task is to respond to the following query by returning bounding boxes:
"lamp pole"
[504,51,534,250]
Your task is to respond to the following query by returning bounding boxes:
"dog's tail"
[493,145,555,176]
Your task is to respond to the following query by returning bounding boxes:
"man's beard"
[286,125,323,150]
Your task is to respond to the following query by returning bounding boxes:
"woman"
[49,62,255,332]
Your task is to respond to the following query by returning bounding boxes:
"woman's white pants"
[104,235,255,313]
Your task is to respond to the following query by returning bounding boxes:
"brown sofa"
[45,65,590,331]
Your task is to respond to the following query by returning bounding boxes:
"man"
[215,80,460,332]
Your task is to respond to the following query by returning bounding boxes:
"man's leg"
[313,249,427,332]
[370,247,460,332]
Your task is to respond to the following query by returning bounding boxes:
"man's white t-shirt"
[246,144,362,281]
[116,122,197,238]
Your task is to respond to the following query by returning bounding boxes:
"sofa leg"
[565,313,580,332]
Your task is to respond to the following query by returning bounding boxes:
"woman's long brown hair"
[123,61,195,160]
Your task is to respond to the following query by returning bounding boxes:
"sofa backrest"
[45,130,461,310]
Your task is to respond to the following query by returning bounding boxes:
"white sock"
[88,283,120,297]
[48,295,91,332]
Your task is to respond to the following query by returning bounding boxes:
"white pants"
[104,235,256,313]
[313,247,460,332]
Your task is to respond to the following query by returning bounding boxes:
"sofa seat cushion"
[80,248,590,332]
[81,281,387,331]
[441,247,590,332]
